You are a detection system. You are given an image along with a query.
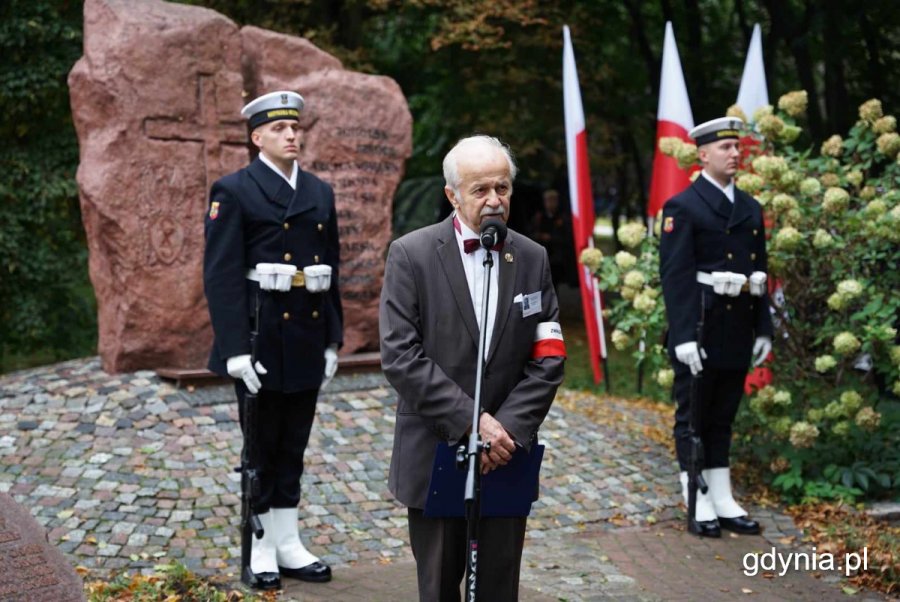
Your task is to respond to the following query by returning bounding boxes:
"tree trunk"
[762,0,824,140]
[857,9,885,103]
[823,0,850,135]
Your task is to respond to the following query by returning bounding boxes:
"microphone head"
[480,217,508,248]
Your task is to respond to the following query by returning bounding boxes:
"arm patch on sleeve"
[532,321,566,358]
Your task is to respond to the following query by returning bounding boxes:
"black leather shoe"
[719,515,761,535]
[242,566,281,591]
[688,518,721,538]
[279,561,332,582]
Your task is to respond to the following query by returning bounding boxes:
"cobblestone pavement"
[0,358,890,600]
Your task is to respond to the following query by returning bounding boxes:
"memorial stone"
[69,0,245,372]
[0,493,84,602]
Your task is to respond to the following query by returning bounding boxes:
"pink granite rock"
[240,26,343,88]
[0,493,84,602]
[69,0,411,371]
[69,0,246,372]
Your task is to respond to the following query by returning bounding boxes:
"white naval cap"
[689,117,744,146]
[241,90,305,130]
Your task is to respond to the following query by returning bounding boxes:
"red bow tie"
[463,238,502,253]
[455,216,502,253]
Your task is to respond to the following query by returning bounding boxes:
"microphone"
[480,218,508,249]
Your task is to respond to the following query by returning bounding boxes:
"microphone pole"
[459,217,507,602]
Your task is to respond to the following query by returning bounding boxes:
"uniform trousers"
[235,382,318,511]
[671,366,746,471]
[407,508,526,602]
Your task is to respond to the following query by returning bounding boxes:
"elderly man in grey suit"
[379,135,566,601]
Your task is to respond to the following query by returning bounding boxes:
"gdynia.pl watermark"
[742,547,868,577]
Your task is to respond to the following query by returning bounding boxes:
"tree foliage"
[184,0,900,216]
[0,0,95,372]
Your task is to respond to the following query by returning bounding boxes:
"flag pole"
[563,24,606,387]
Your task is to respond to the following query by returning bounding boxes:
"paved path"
[0,358,891,600]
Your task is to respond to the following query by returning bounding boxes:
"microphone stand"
[457,240,495,602]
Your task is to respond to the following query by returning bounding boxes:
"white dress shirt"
[701,170,734,203]
[259,152,298,190]
[454,215,500,360]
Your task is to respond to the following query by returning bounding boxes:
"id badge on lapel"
[514,291,542,318]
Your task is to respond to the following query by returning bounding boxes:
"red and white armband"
[532,321,566,359]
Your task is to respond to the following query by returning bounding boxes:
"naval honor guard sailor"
[659,117,772,538]
[204,90,342,589]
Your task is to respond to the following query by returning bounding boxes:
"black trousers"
[407,508,526,602]
[235,382,318,511]
[672,366,746,471]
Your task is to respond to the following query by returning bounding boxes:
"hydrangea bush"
[583,94,900,502]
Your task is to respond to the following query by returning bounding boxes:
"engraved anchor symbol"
[151,216,184,265]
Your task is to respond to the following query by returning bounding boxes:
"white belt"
[696,271,714,286]
[696,271,752,294]
[246,268,305,288]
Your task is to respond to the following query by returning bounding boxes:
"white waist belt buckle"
[696,271,752,297]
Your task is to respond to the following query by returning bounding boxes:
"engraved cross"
[143,73,247,190]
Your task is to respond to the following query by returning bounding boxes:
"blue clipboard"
[423,442,544,518]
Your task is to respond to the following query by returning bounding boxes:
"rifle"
[686,291,709,536]
[238,292,265,588]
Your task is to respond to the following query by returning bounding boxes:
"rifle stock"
[686,291,709,535]
[239,293,264,587]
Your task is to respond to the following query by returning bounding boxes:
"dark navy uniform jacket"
[659,174,773,370]
[204,157,343,392]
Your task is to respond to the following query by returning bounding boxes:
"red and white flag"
[736,24,769,119]
[563,25,606,385]
[736,23,768,168]
[647,21,695,219]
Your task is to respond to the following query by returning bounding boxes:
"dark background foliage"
[2,0,899,371]
[0,0,94,372]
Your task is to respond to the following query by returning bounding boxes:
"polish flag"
[736,24,769,120]
[563,25,606,385]
[647,21,695,219]
[736,24,768,168]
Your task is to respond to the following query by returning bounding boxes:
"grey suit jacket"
[379,215,565,509]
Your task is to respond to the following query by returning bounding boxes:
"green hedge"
[0,0,96,372]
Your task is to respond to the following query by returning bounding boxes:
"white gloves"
[676,337,770,372]
[256,263,296,292]
[711,271,747,297]
[226,354,267,394]
[303,265,332,293]
[321,344,339,389]
[748,271,767,297]
[752,336,772,367]
[675,341,707,376]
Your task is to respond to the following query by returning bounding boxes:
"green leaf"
[841,470,854,489]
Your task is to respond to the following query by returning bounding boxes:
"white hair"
[442,135,518,194]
